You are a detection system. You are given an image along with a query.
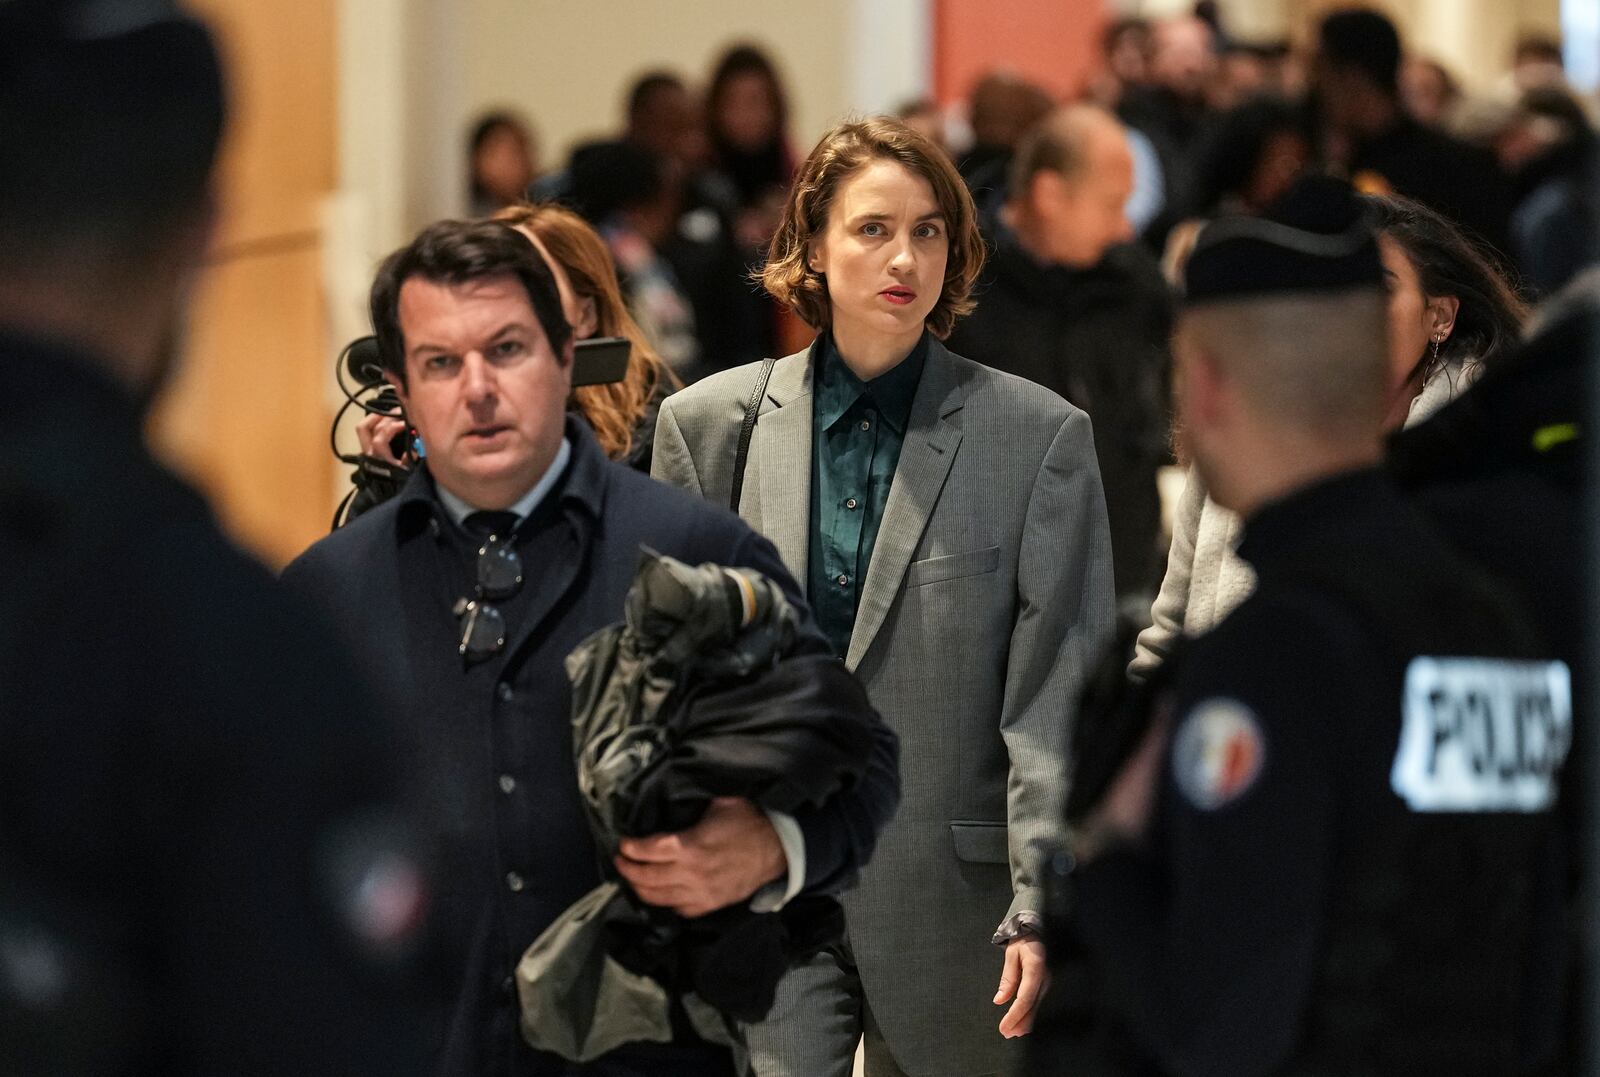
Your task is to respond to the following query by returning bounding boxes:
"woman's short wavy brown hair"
[761,117,985,340]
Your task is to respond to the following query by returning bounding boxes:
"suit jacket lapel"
[846,341,966,672]
[750,344,817,586]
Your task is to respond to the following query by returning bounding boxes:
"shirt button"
[845,498,858,510]
[506,871,525,893]
[497,682,514,703]
[836,574,849,587]
[860,419,872,431]
[498,774,517,794]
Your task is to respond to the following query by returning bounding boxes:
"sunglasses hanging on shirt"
[453,517,524,662]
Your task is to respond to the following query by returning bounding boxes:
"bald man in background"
[949,106,1174,608]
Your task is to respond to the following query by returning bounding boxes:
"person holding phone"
[653,116,1115,1077]
[359,203,676,472]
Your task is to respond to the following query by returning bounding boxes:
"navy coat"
[282,420,898,1077]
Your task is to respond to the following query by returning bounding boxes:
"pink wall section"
[933,0,1110,106]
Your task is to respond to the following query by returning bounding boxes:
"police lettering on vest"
[1392,657,1572,812]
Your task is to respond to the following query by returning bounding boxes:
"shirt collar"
[815,332,928,434]
[434,437,571,528]
[395,417,606,539]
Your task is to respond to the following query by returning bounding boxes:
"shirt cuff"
[749,810,806,913]
[991,910,1044,946]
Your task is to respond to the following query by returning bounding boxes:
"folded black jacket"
[517,550,882,1062]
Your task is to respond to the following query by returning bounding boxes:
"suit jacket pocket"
[908,545,1000,588]
[949,820,1008,864]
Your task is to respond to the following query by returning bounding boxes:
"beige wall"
[463,0,858,176]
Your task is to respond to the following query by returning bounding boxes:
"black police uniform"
[1060,469,1572,1077]
[0,333,431,1075]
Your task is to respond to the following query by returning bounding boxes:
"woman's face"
[515,225,598,341]
[809,159,949,353]
[1378,232,1453,428]
[716,72,779,151]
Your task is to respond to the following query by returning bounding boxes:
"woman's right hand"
[356,413,411,467]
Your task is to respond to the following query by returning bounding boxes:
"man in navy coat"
[282,219,899,1077]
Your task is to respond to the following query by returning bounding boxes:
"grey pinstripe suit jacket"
[652,337,1115,1075]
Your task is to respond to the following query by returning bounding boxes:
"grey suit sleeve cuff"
[749,810,806,913]
[991,910,1044,946]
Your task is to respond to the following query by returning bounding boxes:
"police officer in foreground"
[0,3,431,1073]
[1038,178,1574,1076]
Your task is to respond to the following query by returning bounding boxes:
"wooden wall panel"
[150,0,336,568]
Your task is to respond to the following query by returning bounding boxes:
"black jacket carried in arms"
[518,551,890,1061]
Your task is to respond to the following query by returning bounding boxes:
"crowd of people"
[0,2,1591,1077]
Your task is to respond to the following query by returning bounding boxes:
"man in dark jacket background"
[948,105,1174,607]
[1313,8,1512,256]
[281,219,899,1077]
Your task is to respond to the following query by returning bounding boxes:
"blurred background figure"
[895,96,948,152]
[1513,34,1571,94]
[567,139,705,384]
[1209,41,1272,111]
[959,71,1056,194]
[1163,96,1312,278]
[1118,14,1219,238]
[704,43,797,360]
[623,69,769,377]
[1500,87,1600,296]
[1400,56,1462,130]
[705,44,796,250]
[949,105,1173,611]
[1312,8,1513,255]
[1089,17,1154,109]
[468,109,539,217]
[625,71,708,176]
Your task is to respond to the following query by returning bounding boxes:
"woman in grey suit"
[653,117,1115,1077]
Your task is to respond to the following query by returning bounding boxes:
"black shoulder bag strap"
[729,356,778,513]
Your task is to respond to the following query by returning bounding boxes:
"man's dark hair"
[1319,8,1403,94]
[627,71,686,125]
[566,140,667,224]
[0,0,226,270]
[369,220,572,386]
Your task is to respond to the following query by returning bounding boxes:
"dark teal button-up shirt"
[807,333,928,657]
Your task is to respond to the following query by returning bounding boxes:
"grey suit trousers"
[743,942,1010,1077]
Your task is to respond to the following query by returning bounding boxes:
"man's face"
[392,274,572,510]
[1036,125,1135,268]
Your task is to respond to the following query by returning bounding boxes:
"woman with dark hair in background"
[1371,193,1530,426]
[1132,188,1528,676]
[466,110,538,216]
[705,44,796,232]
[705,44,798,358]
[357,205,677,471]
